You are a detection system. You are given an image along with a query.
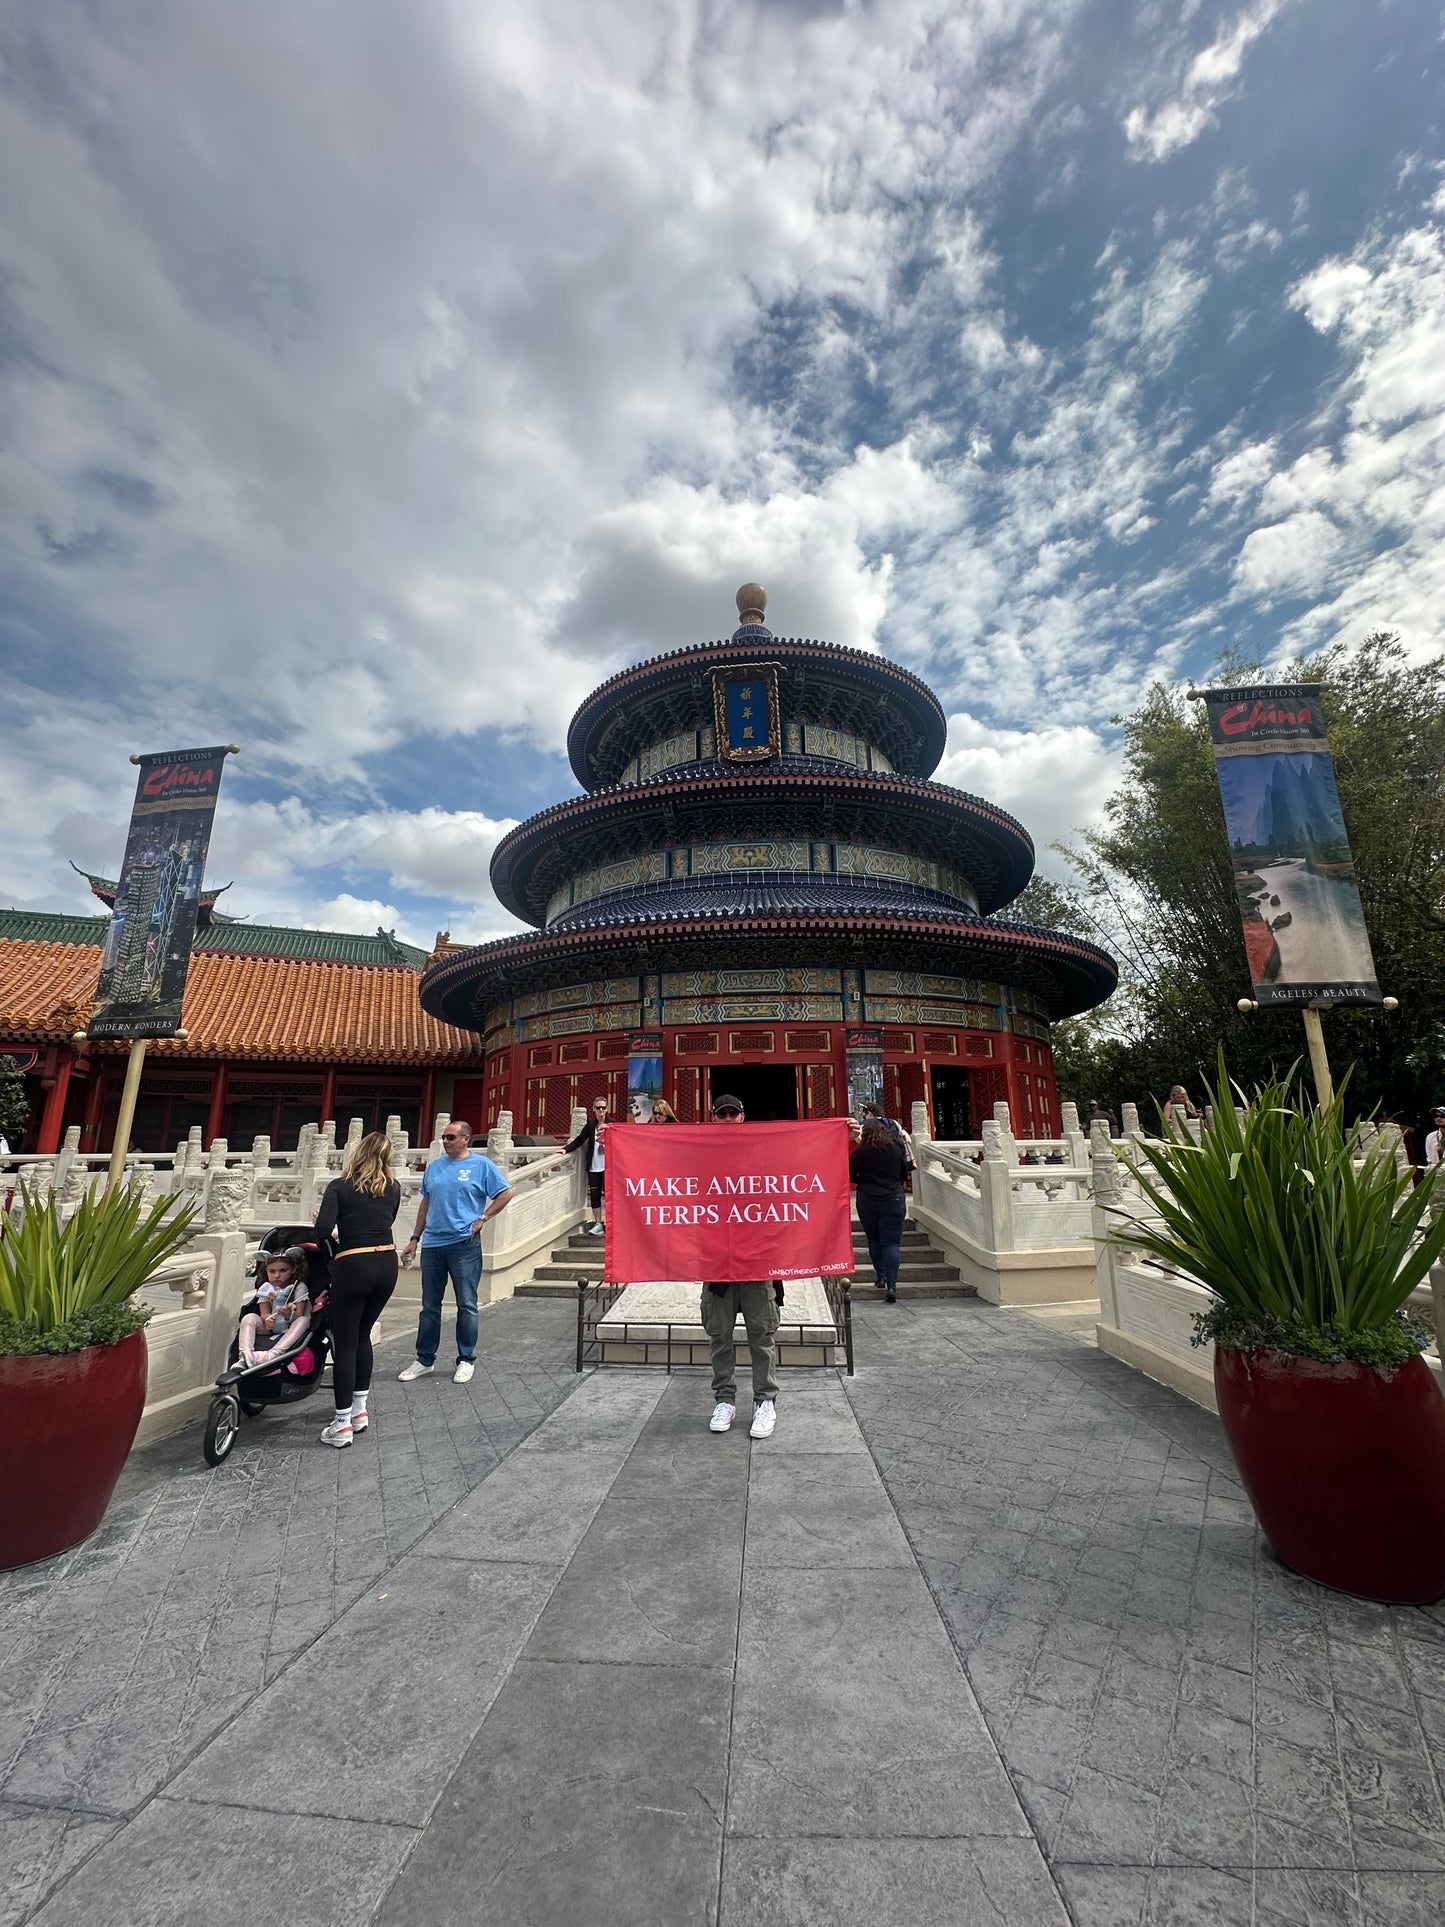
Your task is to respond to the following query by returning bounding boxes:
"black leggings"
[328,1250,399,1410]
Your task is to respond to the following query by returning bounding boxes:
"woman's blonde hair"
[344,1130,395,1196]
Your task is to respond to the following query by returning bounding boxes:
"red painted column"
[205,1063,229,1147]
[418,1068,436,1140]
[80,1064,108,1150]
[36,1049,74,1154]
[319,1065,338,1128]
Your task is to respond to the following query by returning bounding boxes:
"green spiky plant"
[0,1182,200,1356]
[1113,1051,1445,1368]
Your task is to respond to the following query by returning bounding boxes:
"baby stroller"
[202,1226,334,1465]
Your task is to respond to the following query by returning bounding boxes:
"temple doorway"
[930,1066,971,1142]
[708,1063,798,1120]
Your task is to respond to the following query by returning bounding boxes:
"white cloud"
[934,715,1122,872]
[1123,1,1295,163]
[1220,212,1445,649]
[0,0,1086,790]
[0,0,1442,943]
[1233,508,1342,598]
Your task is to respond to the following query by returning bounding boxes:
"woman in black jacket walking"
[312,1132,402,1448]
[849,1117,910,1303]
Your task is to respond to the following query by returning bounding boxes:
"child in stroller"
[238,1246,311,1367]
[202,1225,334,1465]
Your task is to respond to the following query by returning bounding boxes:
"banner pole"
[105,1040,148,1194]
[1301,1007,1334,1109]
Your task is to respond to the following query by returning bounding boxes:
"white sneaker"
[709,1401,736,1433]
[453,1359,476,1384]
[588,1222,605,1236]
[749,1400,777,1441]
[320,1417,353,1448]
[398,1360,434,1382]
[351,1409,370,1433]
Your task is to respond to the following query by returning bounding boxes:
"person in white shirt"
[1425,1107,1445,1169]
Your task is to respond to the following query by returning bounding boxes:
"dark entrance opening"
[708,1064,799,1121]
[930,1067,972,1141]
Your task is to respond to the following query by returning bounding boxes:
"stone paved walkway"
[0,1302,577,1925]
[4,1297,1444,1925]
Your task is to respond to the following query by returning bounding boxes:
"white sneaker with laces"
[320,1417,353,1448]
[749,1399,777,1441]
[709,1401,736,1433]
[398,1360,433,1382]
[454,1359,476,1384]
[351,1410,370,1433]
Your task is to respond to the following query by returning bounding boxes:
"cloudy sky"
[1,0,1442,950]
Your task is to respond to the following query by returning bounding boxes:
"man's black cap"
[711,1093,744,1115]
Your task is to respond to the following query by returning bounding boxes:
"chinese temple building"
[0,883,483,1153]
[421,585,1116,1137]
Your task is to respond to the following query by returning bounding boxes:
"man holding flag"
[698,1092,782,1441]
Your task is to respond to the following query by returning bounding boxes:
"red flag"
[604,1119,853,1283]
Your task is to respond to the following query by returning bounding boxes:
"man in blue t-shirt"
[398,1121,513,1385]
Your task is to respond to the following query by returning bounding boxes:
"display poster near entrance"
[605,1119,853,1283]
[844,1027,884,1115]
[89,746,235,1040]
[1202,686,1380,1007]
[627,1032,663,1121]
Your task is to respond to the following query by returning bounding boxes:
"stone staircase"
[516,1219,974,1301]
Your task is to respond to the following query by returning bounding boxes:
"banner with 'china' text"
[604,1119,853,1284]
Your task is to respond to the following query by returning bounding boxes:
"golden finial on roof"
[735,582,767,626]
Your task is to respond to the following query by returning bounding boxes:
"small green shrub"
[1114,1051,1445,1365]
[0,1181,199,1355]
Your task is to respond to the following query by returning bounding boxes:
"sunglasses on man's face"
[442,1131,464,1139]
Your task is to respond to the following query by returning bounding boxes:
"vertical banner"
[1202,686,1380,1006]
[845,1026,884,1114]
[89,746,235,1040]
[627,1031,664,1122]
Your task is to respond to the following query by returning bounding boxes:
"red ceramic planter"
[1214,1346,1445,1605]
[0,1330,148,1570]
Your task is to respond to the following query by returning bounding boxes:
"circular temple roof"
[419,906,1118,1028]
[489,767,1036,924]
[567,627,949,788]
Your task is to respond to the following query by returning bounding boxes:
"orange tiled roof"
[0,938,483,1064]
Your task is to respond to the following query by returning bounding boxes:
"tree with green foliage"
[0,1055,30,1149]
[1052,632,1445,1133]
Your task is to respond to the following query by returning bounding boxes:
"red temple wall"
[476,1021,1059,1140]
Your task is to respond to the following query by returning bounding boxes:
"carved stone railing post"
[1121,1102,1141,1140]
[1090,1122,1125,1325]
[487,1109,515,1165]
[979,1120,1015,1253]
[910,1099,931,1146]
[430,1112,450,1159]
[568,1105,587,1146]
[346,1117,364,1152]
[204,1167,251,1235]
[55,1125,82,1199]
[992,1101,1017,1165]
[1060,1100,1087,1168]
[1378,1121,1410,1174]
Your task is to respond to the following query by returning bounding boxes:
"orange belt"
[333,1243,397,1259]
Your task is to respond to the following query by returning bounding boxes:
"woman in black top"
[849,1117,910,1303]
[312,1132,402,1448]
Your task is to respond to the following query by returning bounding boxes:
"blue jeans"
[856,1191,906,1292]
[416,1237,482,1364]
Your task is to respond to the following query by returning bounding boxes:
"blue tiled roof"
[548,872,980,931]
